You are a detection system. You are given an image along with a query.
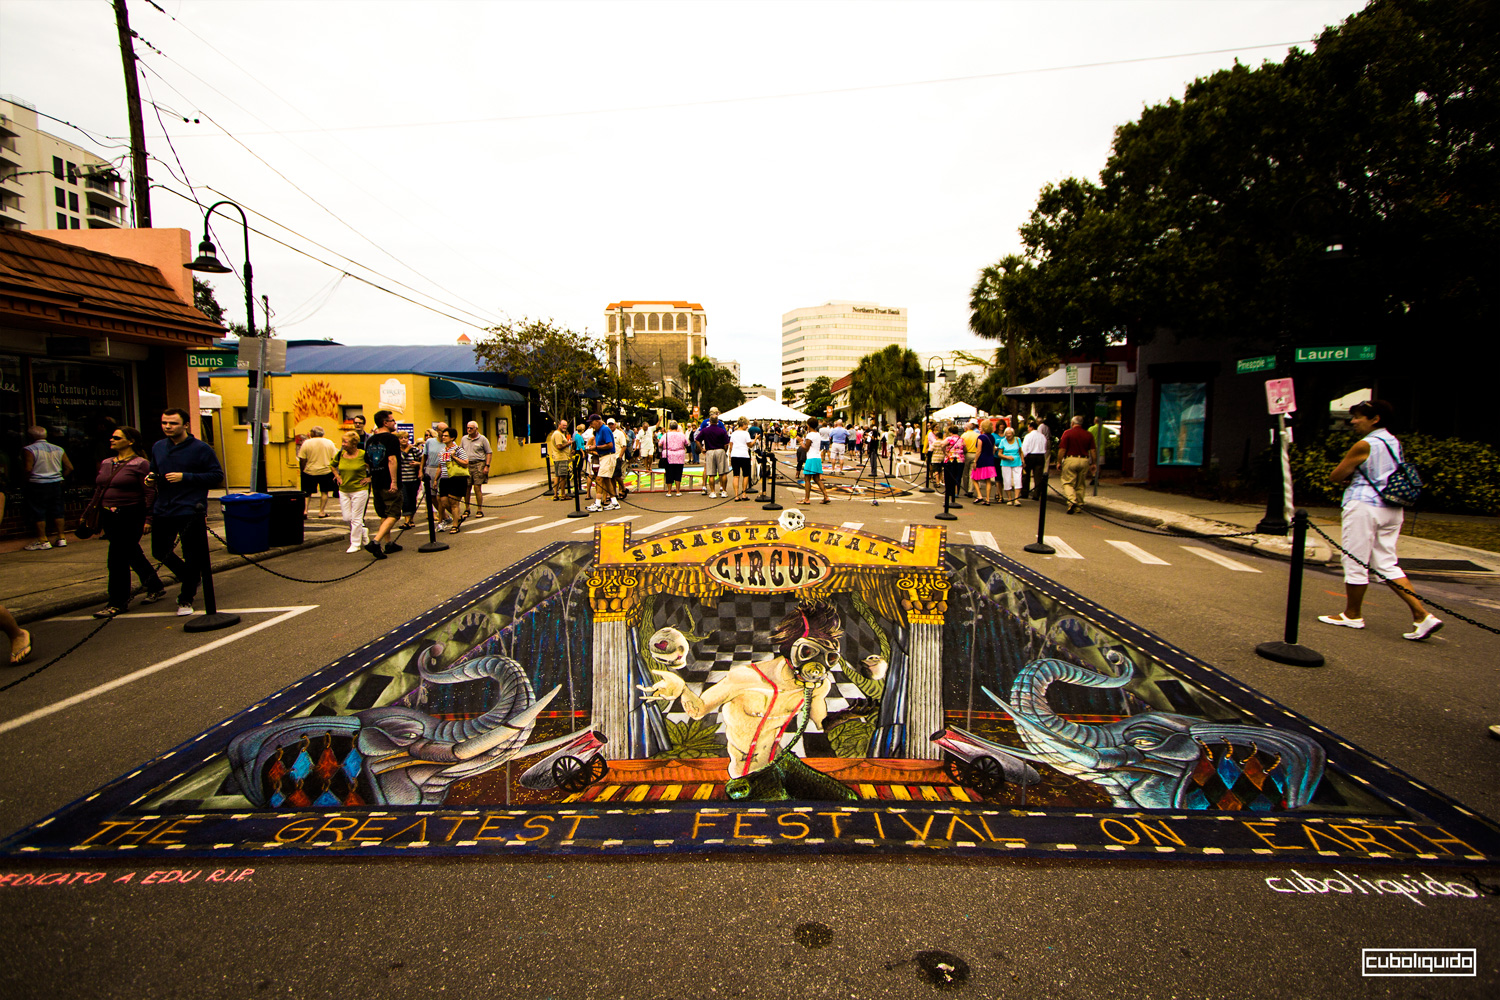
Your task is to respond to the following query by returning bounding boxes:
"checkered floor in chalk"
[660,593,875,757]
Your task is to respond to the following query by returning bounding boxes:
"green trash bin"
[266,489,306,547]
[217,493,272,555]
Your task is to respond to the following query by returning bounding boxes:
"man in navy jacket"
[150,408,224,616]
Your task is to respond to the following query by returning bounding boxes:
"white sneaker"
[23,541,51,551]
[346,542,362,553]
[586,502,603,512]
[605,500,621,510]
[1317,613,1365,629]
[360,527,370,546]
[176,602,194,617]
[1404,615,1443,641]
[53,538,67,548]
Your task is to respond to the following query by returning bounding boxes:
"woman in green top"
[331,431,370,553]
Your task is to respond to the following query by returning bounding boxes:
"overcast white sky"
[2,0,1367,387]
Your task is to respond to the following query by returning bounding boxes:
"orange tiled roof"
[0,229,223,342]
[830,372,854,393]
[605,300,704,311]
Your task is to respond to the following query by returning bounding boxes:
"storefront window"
[31,359,132,487]
[1156,382,1206,466]
[1,354,24,514]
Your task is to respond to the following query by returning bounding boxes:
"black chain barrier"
[0,617,112,692]
[206,523,382,585]
[1049,482,1266,540]
[1305,521,1500,637]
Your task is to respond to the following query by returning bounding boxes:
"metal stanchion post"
[1022,470,1056,554]
[1255,508,1325,667]
[184,505,241,633]
[919,451,935,493]
[762,451,782,511]
[418,476,449,552]
[934,463,957,521]
[567,455,589,518]
[755,449,771,503]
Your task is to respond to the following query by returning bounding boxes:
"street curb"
[13,529,348,625]
[1083,496,1334,565]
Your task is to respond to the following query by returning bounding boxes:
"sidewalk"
[0,470,551,624]
[1082,481,1500,578]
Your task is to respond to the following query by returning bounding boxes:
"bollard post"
[934,462,957,521]
[755,449,771,503]
[1255,508,1325,667]
[762,451,783,511]
[567,454,589,518]
[1022,470,1056,554]
[418,476,449,552]
[183,505,241,633]
[919,452,935,493]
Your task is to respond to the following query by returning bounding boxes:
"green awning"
[428,378,526,405]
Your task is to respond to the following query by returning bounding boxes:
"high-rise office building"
[781,301,907,400]
[603,300,708,400]
[0,97,128,232]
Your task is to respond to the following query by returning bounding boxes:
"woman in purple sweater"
[90,426,166,618]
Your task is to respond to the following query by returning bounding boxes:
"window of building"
[54,189,65,208]
[608,314,616,332]
[67,192,78,212]
[692,315,702,333]
[52,156,63,179]
[340,404,364,425]
[234,406,251,426]
[648,313,659,331]
[633,313,645,331]
[1156,382,1207,466]
[56,212,67,228]
[70,217,80,229]
[675,313,687,331]
[65,161,77,183]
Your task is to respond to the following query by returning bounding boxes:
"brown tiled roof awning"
[0,230,224,346]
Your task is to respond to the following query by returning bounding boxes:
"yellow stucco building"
[202,343,543,490]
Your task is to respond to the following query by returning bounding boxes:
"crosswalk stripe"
[1043,535,1084,559]
[637,516,691,535]
[1106,540,1170,565]
[1181,545,1261,573]
[718,516,749,524]
[968,530,998,550]
[517,517,582,534]
[572,515,635,534]
[841,521,865,530]
[465,515,541,535]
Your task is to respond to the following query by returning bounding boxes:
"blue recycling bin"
[217,492,272,555]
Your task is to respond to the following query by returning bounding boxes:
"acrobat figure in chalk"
[639,601,860,802]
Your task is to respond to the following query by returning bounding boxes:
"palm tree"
[677,356,718,412]
[970,257,1059,412]
[850,344,925,425]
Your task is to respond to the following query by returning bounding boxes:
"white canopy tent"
[1004,365,1137,396]
[930,401,979,421]
[719,394,811,423]
[198,389,222,410]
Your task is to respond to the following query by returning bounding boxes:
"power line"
[134,54,506,326]
[192,39,1319,137]
[155,183,491,331]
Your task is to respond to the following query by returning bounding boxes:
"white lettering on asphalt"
[0,607,317,737]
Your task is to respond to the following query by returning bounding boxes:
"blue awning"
[428,378,526,405]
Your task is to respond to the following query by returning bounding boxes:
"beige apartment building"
[781,300,907,400]
[603,300,708,400]
[0,97,128,232]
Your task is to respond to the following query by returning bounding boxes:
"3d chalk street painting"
[4,517,1496,864]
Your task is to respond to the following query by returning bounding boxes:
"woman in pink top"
[942,424,966,505]
[662,420,689,497]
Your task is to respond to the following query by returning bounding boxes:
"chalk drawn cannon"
[519,729,609,794]
[931,726,1040,798]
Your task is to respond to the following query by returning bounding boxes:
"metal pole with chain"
[1256,508,1324,666]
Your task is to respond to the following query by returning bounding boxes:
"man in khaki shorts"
[547,418,574,499]
[463,420,492,517]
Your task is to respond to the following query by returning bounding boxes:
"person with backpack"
[1318,399,1441,640]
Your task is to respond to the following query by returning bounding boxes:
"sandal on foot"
[10,629,31,665]
[1317,613,1365,629]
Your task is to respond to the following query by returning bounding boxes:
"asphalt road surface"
[2,483,1497,999]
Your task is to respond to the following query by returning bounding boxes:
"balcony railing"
[87,204,123,226]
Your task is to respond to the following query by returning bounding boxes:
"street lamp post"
[183,200,266,494]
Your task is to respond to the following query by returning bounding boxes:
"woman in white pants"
[1318,399,1441,640]
[331,431,371,553]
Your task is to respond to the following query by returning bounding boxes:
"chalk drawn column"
[899,572,949,760]
[588,569,637,759]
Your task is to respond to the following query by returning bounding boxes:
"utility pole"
[113,0,151,228]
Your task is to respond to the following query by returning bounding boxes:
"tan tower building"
[604,300,707,400]
[781,301,907,401]
[1,97,127,232]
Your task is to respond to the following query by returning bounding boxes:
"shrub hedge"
[1287,431,1500,516]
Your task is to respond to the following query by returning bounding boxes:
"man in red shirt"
[1057,415,1097,514]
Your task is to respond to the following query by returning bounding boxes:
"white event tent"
[719,394,811,423]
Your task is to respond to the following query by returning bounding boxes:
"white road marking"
[841,522,865,530]
[1181,545,1261,573]
[0,606,318,737]
[1043,535,1084,559]
[55,607,315,621]
[573,515,635,534]
[466,515,541,535]
[637,516,692,535]
[517,517,582,534]
[1106,540,1170,565]
[968,530,999,550]
[718,516,749,524]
